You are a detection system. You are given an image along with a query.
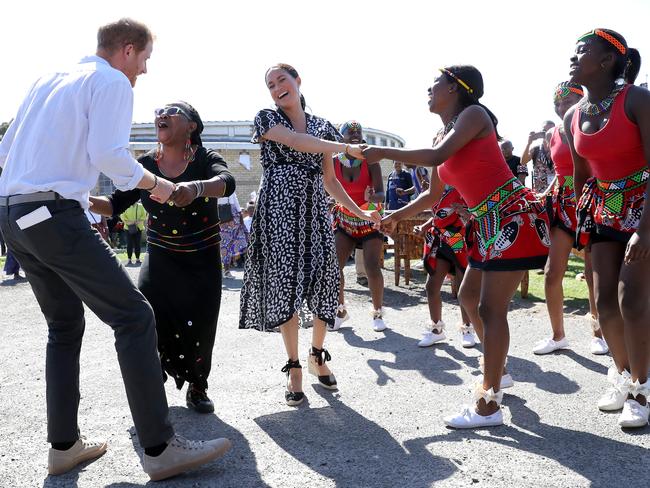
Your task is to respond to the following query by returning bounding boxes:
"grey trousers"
[0,198,174,448]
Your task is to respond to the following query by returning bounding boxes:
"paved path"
[0,261,647,487]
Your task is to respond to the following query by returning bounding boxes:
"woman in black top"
[91,101,235,414]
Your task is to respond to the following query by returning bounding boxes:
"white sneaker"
[417,321,446,347]
[533,337,570,355]
[48,436,107,475]
[598,368,628,411]
[459,324,477,348]
[143,434,232,481]
[372,309,387,332]
[477,373,514,389]
[590,337,609,355]
[618,400,650,428]
[444,404,504,428]
[329,307,349,331]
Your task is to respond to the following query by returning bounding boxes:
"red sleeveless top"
[334,158,372,207]
[549,127,573,178]
[571,85,645,180]
[437,131,514,207]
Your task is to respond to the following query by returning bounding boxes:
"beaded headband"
[554,82,584,102]
[578,29,626,55]
[439,68,474,95]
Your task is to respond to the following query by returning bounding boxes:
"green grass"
[384,255,591,312]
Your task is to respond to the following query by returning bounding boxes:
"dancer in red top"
[565,28,650,428]
[414,185,476,349]
[364,65,550,428]
[532,82,607,356]
[330,121,387,332]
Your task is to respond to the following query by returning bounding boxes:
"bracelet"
[192,181,205,199]
[144,174,158,192]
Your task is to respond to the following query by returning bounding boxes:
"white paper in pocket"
[16,205,53,230]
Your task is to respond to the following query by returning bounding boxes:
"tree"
[0,121,11,140]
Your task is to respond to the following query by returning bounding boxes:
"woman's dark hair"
[588,29,641,84]
[265,63,306,110]
[441,65,501,140]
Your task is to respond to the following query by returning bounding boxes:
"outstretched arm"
[362,105,493,167]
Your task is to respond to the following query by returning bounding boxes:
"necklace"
[154,145,197,178]
[578,83,625,116]
[433,116,458,146]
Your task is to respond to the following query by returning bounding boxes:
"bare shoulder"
[458,104,492,124]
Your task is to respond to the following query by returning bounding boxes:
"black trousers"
[0,199,173,447]
[127,229,142,260]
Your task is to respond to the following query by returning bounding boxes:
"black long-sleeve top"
[110,147,236,253]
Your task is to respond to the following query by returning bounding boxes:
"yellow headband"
[439,68,474,95]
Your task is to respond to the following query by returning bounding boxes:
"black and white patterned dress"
[239,108,341,331]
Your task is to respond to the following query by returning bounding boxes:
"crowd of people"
[0,17,648,482]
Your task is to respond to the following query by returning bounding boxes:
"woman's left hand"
[170,183,199,207]
[347,144,364,159]
[624,231,650,264]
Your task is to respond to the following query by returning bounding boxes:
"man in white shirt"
[0,18,231,481]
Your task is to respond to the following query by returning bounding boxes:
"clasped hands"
[149,179,199,207]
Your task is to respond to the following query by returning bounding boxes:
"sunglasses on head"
[154,107,191,119]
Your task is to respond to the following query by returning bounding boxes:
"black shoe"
[308,347,338,390]
[186,385,215,413]
[356,276,369,286]
[280,359,304,406]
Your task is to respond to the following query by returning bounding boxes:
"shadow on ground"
[403,395,649,488]
[340,327,464,387]
[254,389,457,487]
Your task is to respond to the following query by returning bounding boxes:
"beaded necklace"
[433,116,458,146]
[578,83,625,116]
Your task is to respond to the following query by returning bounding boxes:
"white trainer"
[590,337,609,355]
[618,400,650,428]
[598,368,628,411]
[444,385,504,428]
[372,309,387,332]
[533,337,570,355]
[329,306,349,331]
[143,434,232,482]
[459,324,477,348]
[418,320,446,347]
[48,436,107,475]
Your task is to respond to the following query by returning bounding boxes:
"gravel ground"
[0,259,648,488]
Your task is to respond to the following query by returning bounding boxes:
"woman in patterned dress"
[239,64,380,406]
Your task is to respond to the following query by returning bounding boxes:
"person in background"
[405,163,430,197]
[218,191,248,278]
[3,250,25,281]
[121,201,146,265]
[330,120,387,332]
[500,140,527,185]
[522,120,557,193]
[386,160,414,210]
[242,201,255,232]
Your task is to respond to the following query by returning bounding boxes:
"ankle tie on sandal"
[281,359,302,373]
[310,347,331,366]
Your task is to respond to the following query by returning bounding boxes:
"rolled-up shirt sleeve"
[87,80,143,190]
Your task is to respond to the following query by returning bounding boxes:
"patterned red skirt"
[575,167,648,249]
[550,175,578,238]
[332,202,383,244]
[423,187,469,275]
[466,178,550,271]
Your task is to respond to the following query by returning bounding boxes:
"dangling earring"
[184,135,192,163]
[155,142,163,162]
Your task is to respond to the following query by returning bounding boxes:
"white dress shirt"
[0,56,144,208]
